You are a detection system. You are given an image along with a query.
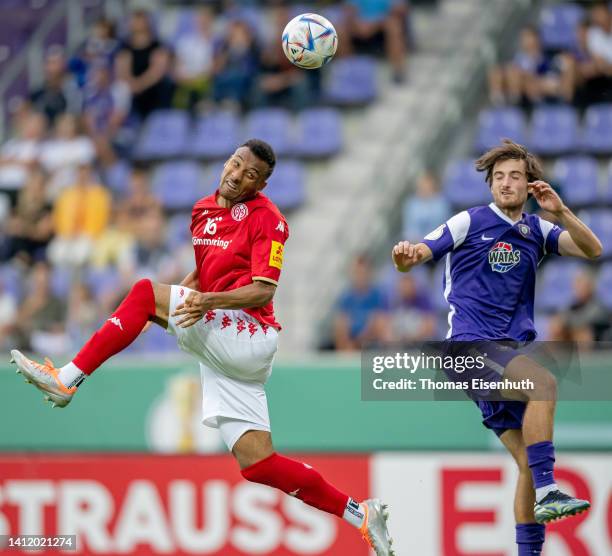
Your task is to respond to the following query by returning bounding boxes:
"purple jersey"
[422,202,563,341]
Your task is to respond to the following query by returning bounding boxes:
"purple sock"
[526,441,555,488]
[516,523,545,555]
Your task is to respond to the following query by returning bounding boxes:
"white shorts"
[166,285,278,440]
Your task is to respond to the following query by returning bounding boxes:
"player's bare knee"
[530,369,557,401]
[233,430,274,470]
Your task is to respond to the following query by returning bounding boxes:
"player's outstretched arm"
[172,281,276,328]
[392,241,432,273]
[529,180,602,259]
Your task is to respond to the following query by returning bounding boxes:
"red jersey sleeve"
[250,208,289,285]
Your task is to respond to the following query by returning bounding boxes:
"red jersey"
[190,191,289,329]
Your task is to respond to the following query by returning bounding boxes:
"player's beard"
[495,189,527,212]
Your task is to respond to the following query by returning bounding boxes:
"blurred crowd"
[0,0,414,354]
[488,3,612,109]
[329,169,612,351]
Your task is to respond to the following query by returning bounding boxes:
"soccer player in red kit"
[11,139,395,555]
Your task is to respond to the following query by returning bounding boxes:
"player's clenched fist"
[392,241,430,272]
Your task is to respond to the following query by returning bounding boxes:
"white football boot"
[10,349,75,408]
[360,498,395,555]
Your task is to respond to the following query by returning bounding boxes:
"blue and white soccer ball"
[282,13,338,70]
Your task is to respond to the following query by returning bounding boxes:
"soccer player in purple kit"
[392,140,602,555]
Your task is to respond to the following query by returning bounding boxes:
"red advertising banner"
[0,454,370,555]
[373,453,612,555]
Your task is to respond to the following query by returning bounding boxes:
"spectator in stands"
[117,166,162,234]
[122,208,173,280]
[82,63,132,165]
[566,19,600,103]
[1,168,53,265]
[401,171,450,243]
[173,7,215,111]
[90,206,135,271]
[14,261,67,354]
[47,163,111,268]
[212,19,260,109]
[29,47,82,124]
[0,111,46,207]
[39,113,96,198]
[116,10,173,119]
[332,255,388,351]
[488,25,573,106]
[256,6,311,110]
[549,269,608,347]
[382,272,436,344]
[581,2,612,105]
[0,277,17,351]
[71,18,120,87]
[344,0,409,83]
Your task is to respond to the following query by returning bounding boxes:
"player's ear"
[257,179,268,192]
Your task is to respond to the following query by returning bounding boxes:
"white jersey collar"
[488,202,523,225]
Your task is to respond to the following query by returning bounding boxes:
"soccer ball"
[282,13,338,70]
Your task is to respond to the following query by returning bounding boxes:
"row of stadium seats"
[378,258,612,314]
[132,55,378,161]
[106,159,305,212]
[444,157,612,209]
[474,105,612,156]
[134,106,344,161]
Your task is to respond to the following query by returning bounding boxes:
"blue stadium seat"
[166,212,192,249]
[222,5,266,41]
[539,3,584,51]
[85,267,121,301]
[138,322,179,352]
[104,160,132,197]
[474,107,527,153]
[581,104,612,155]
[50,267,72,299]
[553,156,600,208]
[294,107,343,158]
[324,56,378,106]
[578,209,612,257]
[528,105,579,156]
[533,313,552,340]
[596,262,612,309]
[442,159,491,208]
[189,111,240,160]
[604,161,612,203]
[152,161,203,210]
[536,260,585,312]
[0,264,23,301]
[264,160,305,211]
[134,110,190,160]
[244,108,293,158]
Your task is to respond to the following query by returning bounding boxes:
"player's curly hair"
[475,139,544,186]
[242,139,276,178]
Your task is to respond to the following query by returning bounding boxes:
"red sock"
[241,453,348,517]
[73,279,156,375]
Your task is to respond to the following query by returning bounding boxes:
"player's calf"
[233,429,395,556]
